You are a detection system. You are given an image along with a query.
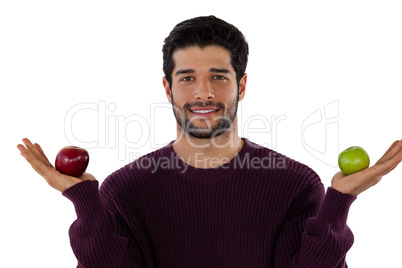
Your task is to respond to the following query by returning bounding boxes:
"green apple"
[338,146,370,175]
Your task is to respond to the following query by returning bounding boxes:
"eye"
[213,75,227,80]
[180,76,194,82]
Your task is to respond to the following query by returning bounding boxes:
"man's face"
[163,45,246,139]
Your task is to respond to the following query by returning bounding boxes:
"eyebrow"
[210,68,231,74]
[174,68,232,76]
[175,69,195,76]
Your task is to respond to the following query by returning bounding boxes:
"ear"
[238,73,247,101]
[163,77,172,104]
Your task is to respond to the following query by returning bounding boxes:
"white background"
[1,0,401,267]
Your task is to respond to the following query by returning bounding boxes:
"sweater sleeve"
[62,180,144,268]
[273,183,357,267]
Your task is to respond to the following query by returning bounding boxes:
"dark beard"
[171,91,239,139]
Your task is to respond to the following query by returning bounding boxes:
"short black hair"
[162,15,249,87]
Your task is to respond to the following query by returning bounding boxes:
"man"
[17,16,402,267]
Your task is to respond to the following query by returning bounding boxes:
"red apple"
[55,146,89,177]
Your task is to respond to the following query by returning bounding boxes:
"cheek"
[171,89,189,104]
[223,88,239,101]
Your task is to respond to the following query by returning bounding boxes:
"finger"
[378,149,402,177]
[375,140,399,165]
[375,139,402,165]
[370,148,402,178]
[17,143,30,160]
[18,139,54,177]
[17,142,38,163]
[17,142,27,153]
[18,143,53,178]
[21,138,49,166]
[34,143,54,168]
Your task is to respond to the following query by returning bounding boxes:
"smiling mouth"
[190,109,219,117]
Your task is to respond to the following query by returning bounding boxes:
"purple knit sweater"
[62,138,356,267]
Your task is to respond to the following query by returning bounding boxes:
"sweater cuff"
[62,180,104,220]
[316,187,357,229]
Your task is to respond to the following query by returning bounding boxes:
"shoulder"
[99,143,171,200]
[244,139,323,194]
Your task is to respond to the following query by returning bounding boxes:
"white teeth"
[193,110,216,114]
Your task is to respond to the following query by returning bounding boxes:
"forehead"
[172,45,234,72]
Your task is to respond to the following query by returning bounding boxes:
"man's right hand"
[17,138,95,192]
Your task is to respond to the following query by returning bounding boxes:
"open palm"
[17,138,95,192]
[332,139,402,196]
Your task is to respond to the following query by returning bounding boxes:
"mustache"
[183,101,225,111]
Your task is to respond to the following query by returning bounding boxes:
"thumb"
[79,172,96,181]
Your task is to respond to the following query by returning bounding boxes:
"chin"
[187,128,228,139]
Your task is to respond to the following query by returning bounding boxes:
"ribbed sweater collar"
[158,137,257,182]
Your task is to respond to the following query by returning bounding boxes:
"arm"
[273,183,355,268]
[62,180,144,268]
[17,138,144,267]
[274,139,402,267]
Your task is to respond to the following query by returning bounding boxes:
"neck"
[172,120,244,169]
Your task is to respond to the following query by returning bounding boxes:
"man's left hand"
[331,139,402,196]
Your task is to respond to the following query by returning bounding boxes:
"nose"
[194,78,215,100]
